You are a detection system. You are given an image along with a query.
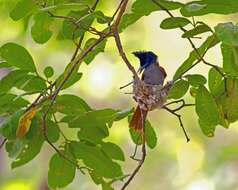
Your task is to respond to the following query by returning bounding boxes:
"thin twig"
[164,99,195,112]
[0,138,7,150]
[151,0,226,83]
[163,106,190,142]
[121,108,146,190]
[120,81,133,89]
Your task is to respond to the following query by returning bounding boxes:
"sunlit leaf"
[0,43,36,72]
[186,74,207,87]
[221,43,238,77]
[160,17,191,29]
[0,110,23,140]
[198,118,215,137]
[120,0,183,31]
[208,67,224,96]
[10,0,37,21]
[11,119,44,168]
[61,9,94,39]
[0,70,28,94]
[48,153,76,188]
[54,94,91,115]
[101,142,125,161]
[84,38,107,64]
[168,79,189,99]
[181,0,238,17]
[195,85,221,126]
[182,23,212,38]
[215,22,238,46]
[31,12,53,44]
[56,72,82,90]
[44,66,54,78]
[71,141,123,178]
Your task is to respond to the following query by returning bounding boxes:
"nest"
[133,79,174,111]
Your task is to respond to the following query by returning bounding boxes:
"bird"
[129,51,167,132]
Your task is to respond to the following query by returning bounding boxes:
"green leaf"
[129,119,157,149]
[120,0,183,31]
[160,17,191,29]
[221,43,238,77]
[114,108,134,121]
[46,120,60,143]
[56,72,82,90]
[31,12,53,44]
[54,94,91,115]
[219,79,238,123]
[101,142,125,161]
[186,74,207,87]
[66,109,117,128]
[0,43,36,72]
[84,38,107,64]
[182,23,212,38]
[77,124,109,144]
[48,153,76,188]
[208,67,224,96]
[0,61,11,68]
[15,75,47,92]
[11,124,44,168]
[0,70,28,94]
[5,139,26,158]
[10,0,37,21]
[144,120,157,149]
[215,22,238,46]
[0,110,23,140]
[198,118,215,137]
[195,85,221,126]
[168,79,189,99]
[94,11,112,24]
[0,94,29,114]
[129,128,142,145]
[61,9,94,40]
[180,0,238,17]
[44,66,54,78]
[71,141,123,178]
[173,34,219,80]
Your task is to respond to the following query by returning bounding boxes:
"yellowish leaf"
[16,106,38,138]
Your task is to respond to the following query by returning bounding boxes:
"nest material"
[133,79,174,111]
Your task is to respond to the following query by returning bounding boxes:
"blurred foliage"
[0,0,238,190]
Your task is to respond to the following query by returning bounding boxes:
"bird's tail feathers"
[129,106,147,133]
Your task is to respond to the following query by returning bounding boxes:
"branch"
[120,109,146,190]
[151,0,226,81]
[111,0,140,81]
[0,138,7,150]
[164,99,195,112]
[163,105,190,142]
[41,34,108,167]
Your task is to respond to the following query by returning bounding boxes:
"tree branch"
[162,105,190,142]
[111,0,140,81]
[151,0,226,82]
[120,109,146,190]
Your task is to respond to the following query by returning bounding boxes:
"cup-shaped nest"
[133,79,173,111]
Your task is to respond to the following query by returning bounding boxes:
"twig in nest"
[120,81,133,89]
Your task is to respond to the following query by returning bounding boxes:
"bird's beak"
[137,67,143,74]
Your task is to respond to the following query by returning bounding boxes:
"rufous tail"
[129,106,148,132]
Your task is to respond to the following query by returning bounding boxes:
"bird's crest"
[132,51,158,69]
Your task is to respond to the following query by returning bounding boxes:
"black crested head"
[132,51,158,70]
